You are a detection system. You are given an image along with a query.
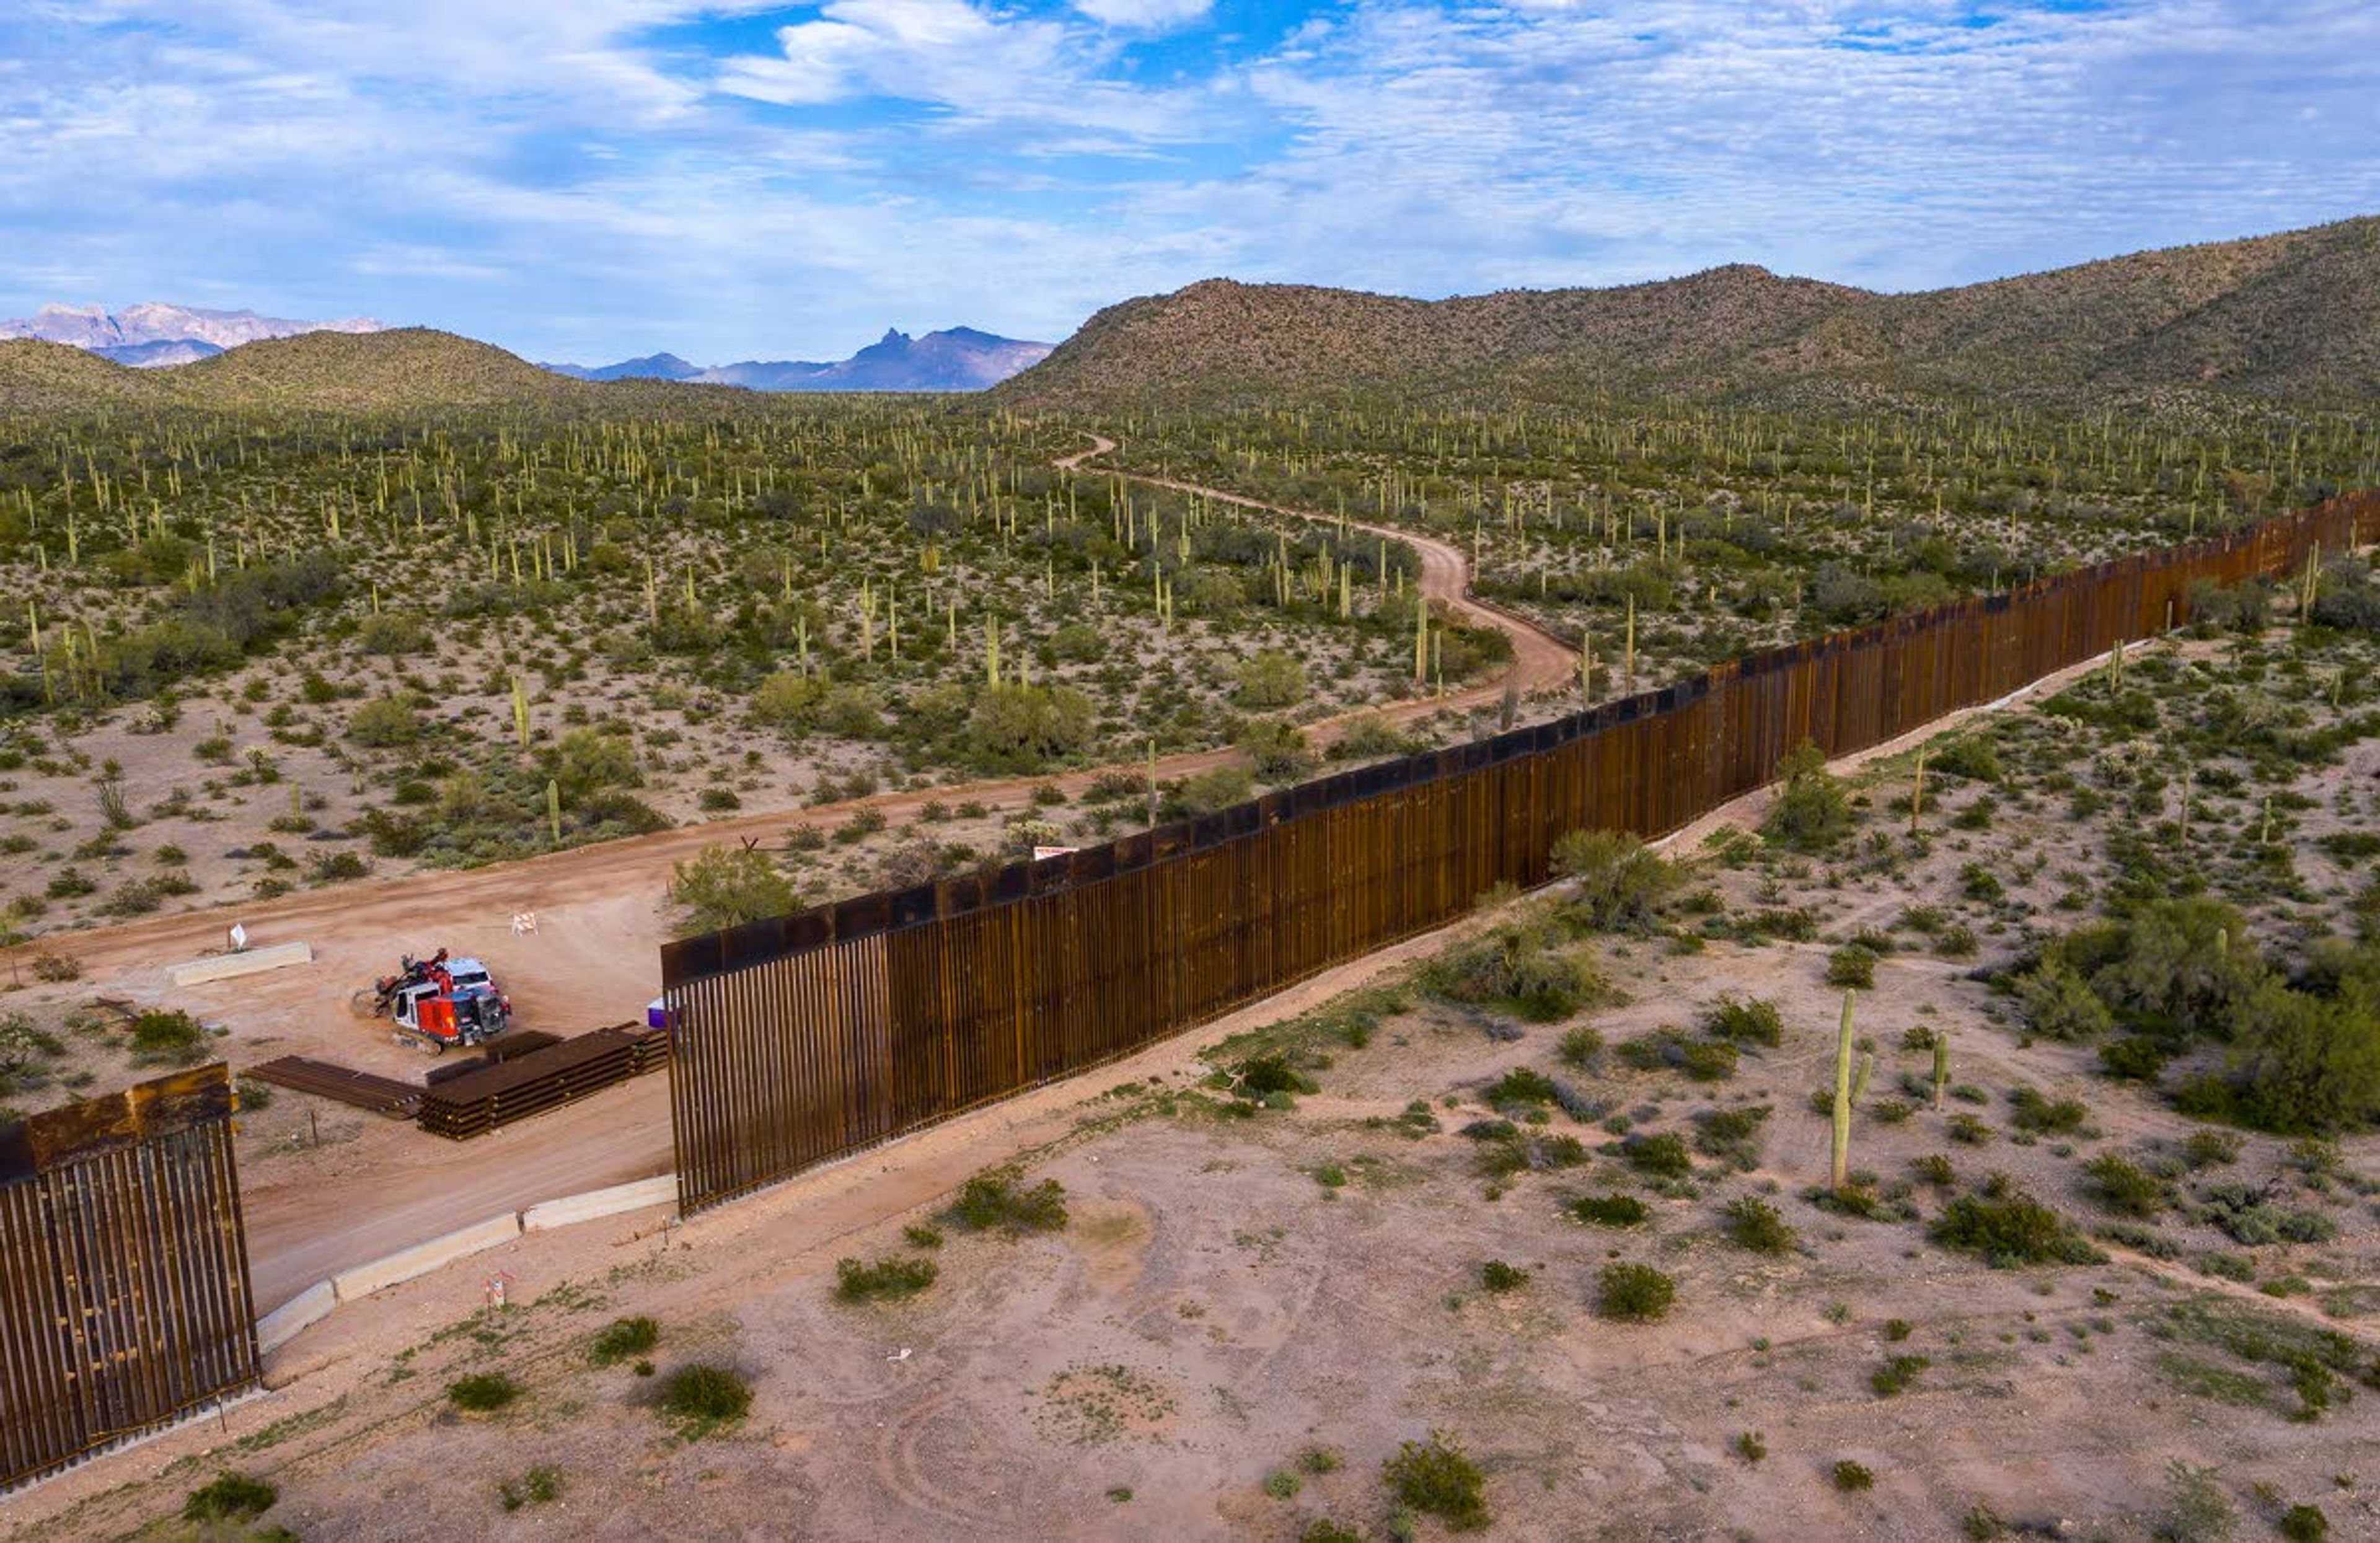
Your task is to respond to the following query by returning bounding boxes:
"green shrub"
[1479,1260,1529,1292]
[668,843,796,936]
[1701,994,1783,1047]
[1734,1431,1767,1463]
[1234,649,1308,710]
[1721,1195,1797,1255]
[1301,1523,1363,1543]
[590,1316,659,1365]
[1262,1467,1303,1500]
[447,1372,520,1412]
[1765,741,1851,849]
[1934,1184,2102,1267]
[1825,946,1877,990]
[183,1472,277,1523]
[1870,1355,1930,1397]
[498,1465,566,1511]
[1622,1132,1692,1177]
[2014,960,2115,1042]
[1424,916,1615,1021]
[2281,1503,2330,1541]
[1832,1459,1875,1492]
[659,1363,753,1428]
[1551,829,1680,931]
[1484,1068,1559,1108]
[1597,1262,1676,1322]
[1381,1429,1489,1531]
[2008,1086,2088,1135]
[1557,1026,1603,1066]
[347,695,423,747]
[2081,1153,2166,1217]
[130,1008,205,1061]
[951,1169,1068,1233]
[1680,1040,1740,1081]
[1571,1193,1649,1227]
[1695,1105,1772,1167]
[836,1255,940,1302]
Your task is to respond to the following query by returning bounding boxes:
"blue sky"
[2,1,2375,363]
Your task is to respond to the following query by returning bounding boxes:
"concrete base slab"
[521,1175,677,1232]
[257,1280,336,1353]
[170,941,313,988]
[331,1212,520,1302]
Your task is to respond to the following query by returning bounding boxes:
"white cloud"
[1071,0,1215,31]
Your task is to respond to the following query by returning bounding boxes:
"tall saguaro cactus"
[1831,990,1858,1192]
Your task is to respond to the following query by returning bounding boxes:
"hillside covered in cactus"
[1002,216,2380,410]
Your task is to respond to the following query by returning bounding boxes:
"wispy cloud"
[0,1,2373,361]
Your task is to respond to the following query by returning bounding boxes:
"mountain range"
[0,302,384,367]
[540,327,1052,392]
[1002,216,2380,409]
[4,218,2377,416]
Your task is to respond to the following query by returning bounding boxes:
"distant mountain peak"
[0,301,384,366]
[540,325,1053,393]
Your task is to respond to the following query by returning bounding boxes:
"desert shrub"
[1236,718,1312,781]
[183,1472,277,1523]
[1928,733,2002,783]
[1484,1068,1559,1109]
[2015,959,2115,1041]
[2082,1153,2167,1217]
[668,843,796,936]
[2158,1460,2235,1542]
[1234,1053,1317,1101]
[447,1373,520,1412]
[1871,1354,1930,1396]
[1598,1262,1676,1322]
[1826,946,1878,990]
[2008,1086,2089,1135]
[2280,1503,2330,1541]
[960,683,1095,773]
[1833,1459,1875,1492]
[2099,1034,2171,1081]
[1934,1184,2101,1267]
[1479,1260,1529,1292]
[130,1009,205,1062]
[1570,1193,1649,1226]
[591,1316,660,1365]
[835,1256,940,1302]
[2182,1130,2242,1167]
[1423,915,1613,1021]
[951,1169,1068,1233]
[347,695,422,747]
[1911,1153,1957,1187]
[548,726,643,799]
[1551,829,1680,931]
[1680,1040,1740,1081]
[1171,764,1256,816]
[1701,994,1783,1047]
[1301,1524,1364,1543]
[1381,1429,1489,1531]
[356,612,431,656]
[1735,1431,1767,1462]
[1263,1468,1302,1500]
[498,1465,566,1511]
[1695,1105,1772,1167]
[1233,649,1308,710]
[1622,1131,1692,1177]
[1721,1195,1797,1254]
[2193,1180,2337,1246]
[1556,1026,1603,1066]
[659,1363,752,1429]
[2210,979,2380,1135]
[1764,740,1851,849]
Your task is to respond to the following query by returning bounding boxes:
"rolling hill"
[1000,217,2380,408]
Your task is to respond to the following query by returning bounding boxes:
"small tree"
[1551,830,1680,932]
[668,844,796,937]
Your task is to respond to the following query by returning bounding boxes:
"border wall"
[664,491,2380,1215]
[1,1063,260,1491]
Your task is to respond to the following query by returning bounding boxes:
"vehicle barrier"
[653,491,2378,1215]
[0,1065,260,1492]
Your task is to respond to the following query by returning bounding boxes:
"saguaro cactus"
[1931,1035,1950,1111]
[1830,990,1857,1192]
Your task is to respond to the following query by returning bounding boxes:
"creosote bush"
[183,1472,278,1523]
[1721,1195,1797,1255]
[1597,1262,1677,1322]
[1380,1430,1489,1532]
[447,1372,521,1412]
[1551,829,1680,931]
[1933,1180,2102,1267]
[1479,1260,1529,1292]
[835,1255,940,1302]
[1571,1193,1649,1227]
[668,842,797,937]
[951,1169,1069,1233]
[590,1316,660,1365]
[659,1363,753,1429]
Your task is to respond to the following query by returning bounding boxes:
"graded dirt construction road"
[31,437,1580,1311]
